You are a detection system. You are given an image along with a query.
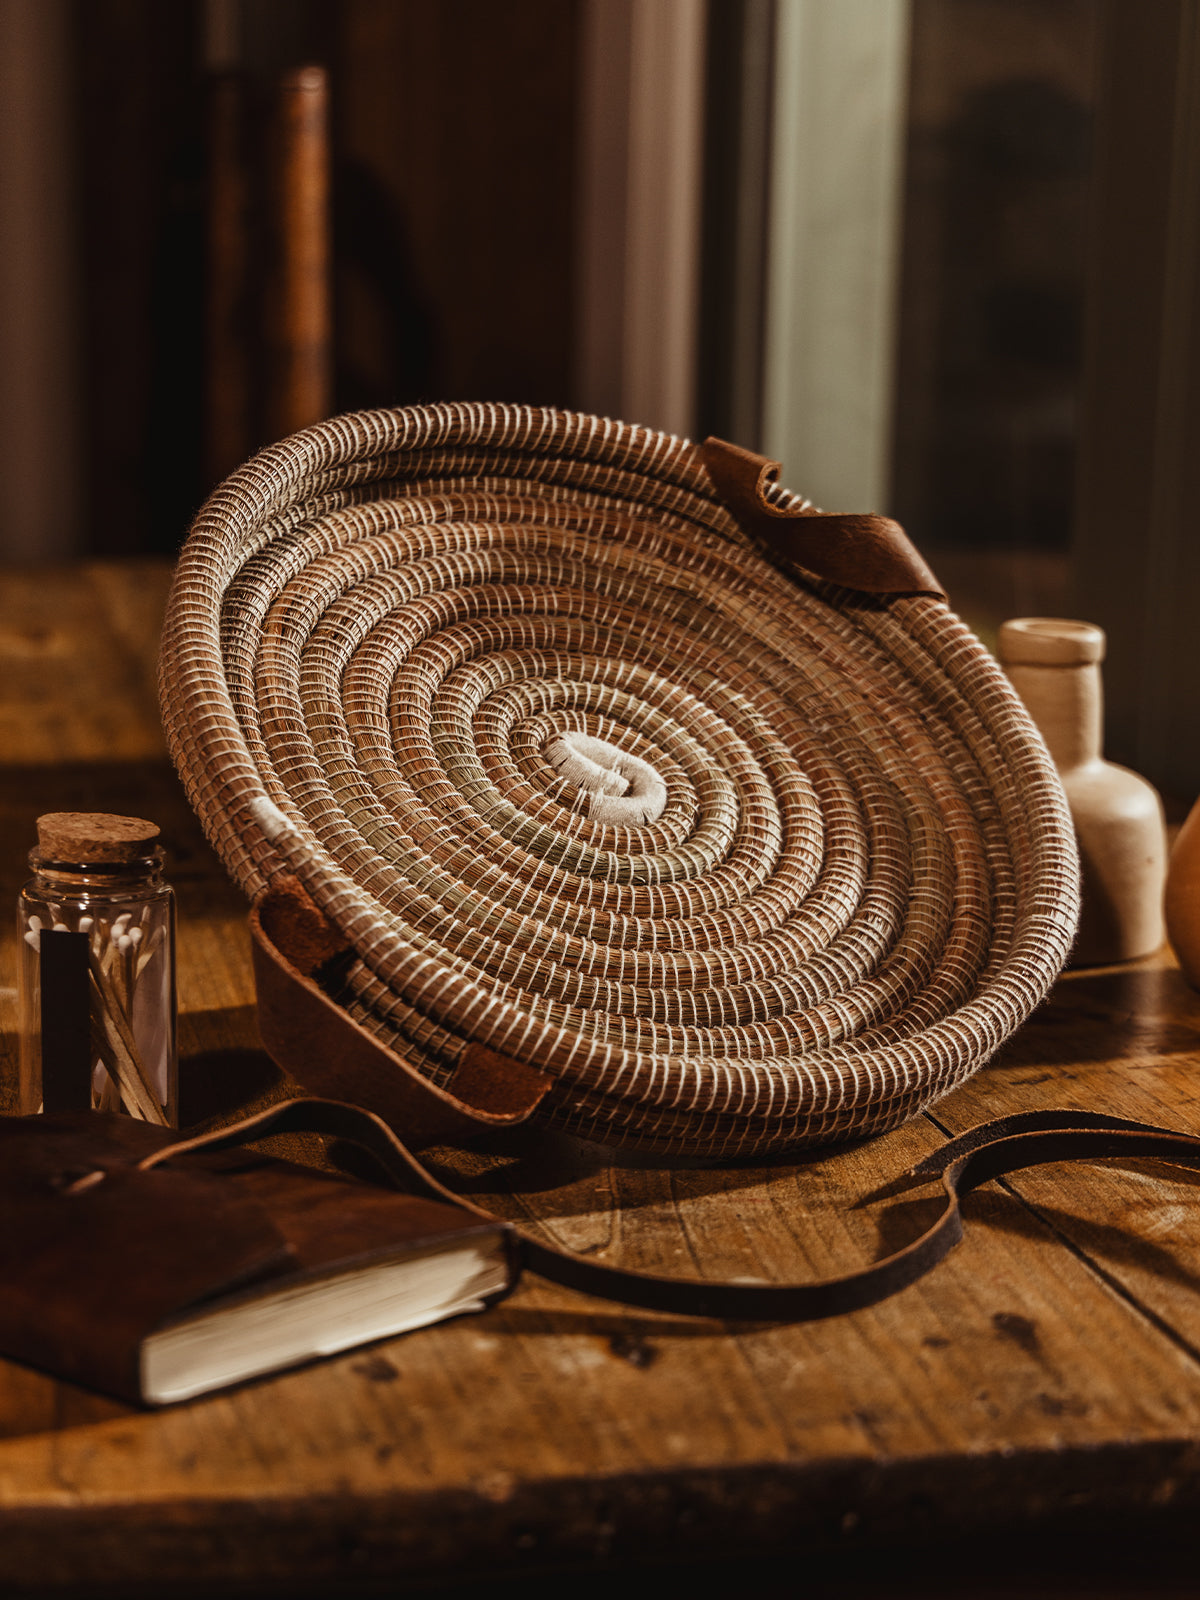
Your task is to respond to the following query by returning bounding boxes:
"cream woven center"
[544,732,668,827]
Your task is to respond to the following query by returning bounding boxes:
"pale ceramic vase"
[998,617,1167,966]
[1165,797,1200,990]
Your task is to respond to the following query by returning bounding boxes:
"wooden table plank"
[2,561,1200,1595]
[928,954,1200,1362]
[0,562,171,765]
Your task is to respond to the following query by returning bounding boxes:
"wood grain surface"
[1,562,1199,1598]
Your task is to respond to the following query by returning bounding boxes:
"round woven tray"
[159,403,1079,1157]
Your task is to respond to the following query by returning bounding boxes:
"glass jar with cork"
[17,812,177,1124]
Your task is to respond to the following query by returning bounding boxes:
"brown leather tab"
[447,1041,554,1119]
[699,436,945,600]
[257,874,351,975]
[250,896,551,1147]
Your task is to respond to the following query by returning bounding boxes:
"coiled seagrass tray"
[159,403,1079,1158]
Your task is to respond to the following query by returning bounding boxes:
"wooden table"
[2,561,1200,1599]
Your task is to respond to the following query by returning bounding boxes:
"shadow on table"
[179,1045,285,1127]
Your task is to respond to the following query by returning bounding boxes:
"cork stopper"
[35,812,161,864]
[997,618,1106,667]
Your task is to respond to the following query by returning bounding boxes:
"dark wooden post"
[265,65,332,440]
[204,70,253,485]
[1072,0,1200,798]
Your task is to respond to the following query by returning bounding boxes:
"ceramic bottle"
[1165,797,1200,990]
[998,618,1166,966]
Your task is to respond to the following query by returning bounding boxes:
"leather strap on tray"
[699,436,946,600]
[152,1094,1200,1323]
[250,880,553,1150]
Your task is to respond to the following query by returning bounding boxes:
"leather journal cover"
[0,1111,516,1406]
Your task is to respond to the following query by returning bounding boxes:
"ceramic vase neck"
[1016,660,1103,771]
[997,618,1106,773]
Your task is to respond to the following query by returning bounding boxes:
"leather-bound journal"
[0,1110,515,1406]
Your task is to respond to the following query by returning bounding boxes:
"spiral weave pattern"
[159,404,1079,1156]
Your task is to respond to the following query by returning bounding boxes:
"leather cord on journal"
[239,887,1200,1321]
[159,1092,1200,1324]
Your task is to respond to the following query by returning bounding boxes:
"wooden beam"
[1072,0,1200,800]
[0,0,82,561]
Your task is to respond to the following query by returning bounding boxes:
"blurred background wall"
[0,0,1196,793]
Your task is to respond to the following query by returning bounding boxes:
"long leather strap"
[143,1097,1200,1322]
